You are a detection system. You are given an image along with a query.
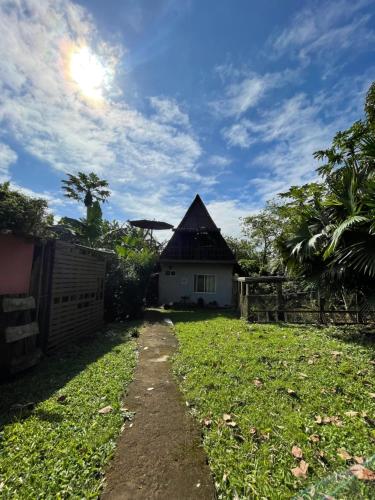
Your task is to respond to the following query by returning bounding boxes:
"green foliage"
[0,324,137,498]
[0,182,53,237]
[61,172,110,212]
[170,310,375,499]
[104,230,158,321]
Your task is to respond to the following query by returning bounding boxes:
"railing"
[233,277,374,325]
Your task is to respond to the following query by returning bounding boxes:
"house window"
[165,270,176,276]
[194,274,216,293]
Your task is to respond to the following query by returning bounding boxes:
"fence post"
[276,281,285,321]
[319,297,326,324]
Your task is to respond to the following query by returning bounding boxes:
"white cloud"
[222,120,256,148]
[206,199,258,237]
[207,155,232,167]
[149,96,190,127]
[0,0,207,220]
[0,143,17,182]
[270,0,375,63]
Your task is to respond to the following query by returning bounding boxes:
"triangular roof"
[160,195,236,262]
[177,194,219,232]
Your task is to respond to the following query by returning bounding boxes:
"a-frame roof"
[176,194,218,232]
[160,194,236,262]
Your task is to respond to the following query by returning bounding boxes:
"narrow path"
[102,311,216,500]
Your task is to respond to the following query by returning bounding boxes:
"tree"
[0,182,53,237]
[241,202,284,274]
[283,81,375,296]
[61,172,110,219]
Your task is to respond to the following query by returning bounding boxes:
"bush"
[0,182,52,237]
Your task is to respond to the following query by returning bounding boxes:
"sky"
[0,0,374,237]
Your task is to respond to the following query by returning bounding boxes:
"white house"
[158,195,237,306]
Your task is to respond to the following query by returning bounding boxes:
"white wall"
[159,262,234,306]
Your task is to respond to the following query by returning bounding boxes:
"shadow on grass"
[0,320,140,430]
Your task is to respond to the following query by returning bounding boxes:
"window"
[194,274,216,293]
[165,270,176,276]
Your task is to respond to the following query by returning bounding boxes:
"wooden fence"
[1,239,108,376]
[233,276,374,325]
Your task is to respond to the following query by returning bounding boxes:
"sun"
[69,46,108,101]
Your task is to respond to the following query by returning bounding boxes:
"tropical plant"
[61,172,110,219]
[282,82,375,296]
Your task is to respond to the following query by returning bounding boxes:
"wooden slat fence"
[233,276,374,325]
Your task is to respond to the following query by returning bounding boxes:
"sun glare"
[69,46,108,101]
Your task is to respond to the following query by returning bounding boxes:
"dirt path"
[102,312,216,500]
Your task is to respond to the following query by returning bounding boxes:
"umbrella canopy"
[129,219,173,230]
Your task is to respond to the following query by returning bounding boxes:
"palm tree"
[62,172,110,219]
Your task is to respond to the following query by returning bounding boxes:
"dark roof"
[160,194,236,263]
[176,194,219,232]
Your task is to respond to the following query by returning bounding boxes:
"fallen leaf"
[292,446,303,458]
[309,434,320,443]
[253,378,263,387]
[291,460,309,478]
[223,413,232,422]
[369,360,375,365]
[287,389,298,398]
[308,358,315,365]
[298,373,308,379]
[345,411,359,417]
[368,393,375,399]
[354,456,365,464]
[331,351,342,358]
[249,427,257,435]
[203,418,212,427]
[227,421,237,428]
[315,415,323,424]
[147,387,154,391]
[98,405,113,414]
[337,448,352,461]
[350,464,375,481]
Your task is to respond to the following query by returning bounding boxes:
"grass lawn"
[0,324,138,499]
[168,309,375,499]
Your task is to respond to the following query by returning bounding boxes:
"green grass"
[168,309,375,499]
[0,324,138,499]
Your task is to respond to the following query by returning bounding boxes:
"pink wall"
[0,234,35,294]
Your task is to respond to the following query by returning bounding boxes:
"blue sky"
[0,0,374,236]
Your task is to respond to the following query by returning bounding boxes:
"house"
[159,194,237,306]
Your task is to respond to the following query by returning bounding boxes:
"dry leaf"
[291,460,309,478]
[147,387,154,391]
[298,373,308,379]
[253,378,263,387]
[345,411,359,417]
[308,358,315,365]
[249,427,257,435]
[315,415,323,424]
[354,456,365,464]
[331,351,342,358]
[368,393,375,399]
[337,448,352,461]
[223,413,232,422]
[227,421,237,427]
[98,405,113,414]
[287,389,298,398]
[350,464,375,481]
[203,418,212,427]
[369,360,375,365]
[292,446,303,458]
[309,434,320,443]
